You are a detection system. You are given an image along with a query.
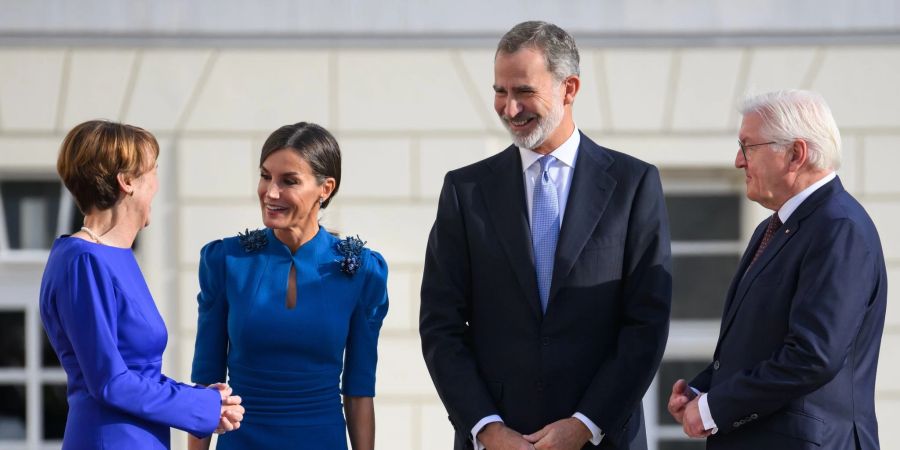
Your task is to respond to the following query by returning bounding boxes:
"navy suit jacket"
[691,177,887,450]
[420,133,672,450]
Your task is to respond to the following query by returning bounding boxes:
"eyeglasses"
[738,140,777,161]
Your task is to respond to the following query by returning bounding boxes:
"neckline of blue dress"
[56,235,133,252]
[267,226,331,257]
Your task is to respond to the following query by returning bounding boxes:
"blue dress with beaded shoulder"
[191,227,389,450]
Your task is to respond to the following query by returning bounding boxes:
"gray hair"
[496,21,580,81]
[740,90,842,171]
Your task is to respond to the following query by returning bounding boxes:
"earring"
[319,197,324,207]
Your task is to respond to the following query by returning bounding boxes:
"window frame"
[643,170,750,450]
[0,174,73,449]
[0,176,76,263]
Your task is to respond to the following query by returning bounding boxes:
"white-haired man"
[668,90,887,450]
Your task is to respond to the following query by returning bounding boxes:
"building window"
[0,179,82,259]
[42,384,67,441]
[0,385,27,440]
[668,194,742,320]
[0,176,79,449]
[644,173,745,450]
[0,311,26,368]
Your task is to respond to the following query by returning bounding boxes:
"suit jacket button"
[713,360,720,370]
[541,337,550,346]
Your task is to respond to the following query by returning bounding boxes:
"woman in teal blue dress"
[189,122,388,450]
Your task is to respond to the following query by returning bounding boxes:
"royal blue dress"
[191,227,388,450]
[39,237,222,450]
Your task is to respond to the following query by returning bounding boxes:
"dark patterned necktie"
[749,213,782,267]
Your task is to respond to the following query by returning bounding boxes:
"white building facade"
[0,1,898,449]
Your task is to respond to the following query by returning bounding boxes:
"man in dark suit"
[420,21,672,450]
[668,90,887,449]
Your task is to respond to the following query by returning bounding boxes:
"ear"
[788,139,809,172]
[320,177,336,201]
[116,172,135,196]
[563,75,580,106]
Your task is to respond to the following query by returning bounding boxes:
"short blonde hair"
[57,120,159,214]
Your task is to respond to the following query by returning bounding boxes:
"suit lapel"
[549,134,616,302]
[719,219,799,339]
[718,177,844,340]
[481,146,543,318]
[717,221,766,337]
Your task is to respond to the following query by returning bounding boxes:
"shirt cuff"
[572,412,604,446]
[698,393,719,434]
[471,415,503,450]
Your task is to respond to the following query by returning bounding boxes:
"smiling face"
[257,148,334,237]
[493,47,575,153]
[736,111,794,210]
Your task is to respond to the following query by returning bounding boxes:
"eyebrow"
[496,84,536,92]
[260,167,300,176]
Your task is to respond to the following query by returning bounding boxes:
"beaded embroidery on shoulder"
[336,235,367,276]
[237,228,268,253]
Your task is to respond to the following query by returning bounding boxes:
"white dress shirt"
[471,128,603,449]
[520,128,579,225]
[697,171,838,432]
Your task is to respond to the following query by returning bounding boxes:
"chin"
[262,216,291,230]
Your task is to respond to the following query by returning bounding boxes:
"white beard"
[501,92,565,150]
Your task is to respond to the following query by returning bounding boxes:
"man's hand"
[478,422,534,450]
[682,397,712,439]
[667,379,696,424]
[522,417,592,450]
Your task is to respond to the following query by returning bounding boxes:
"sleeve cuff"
[698,393,719,434]
[471,415,503,450]
[572,412,604,446]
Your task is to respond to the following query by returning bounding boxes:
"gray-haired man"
[421,21,672,450]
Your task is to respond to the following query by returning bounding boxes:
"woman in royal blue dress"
[189,122,389,450]
[39,120,244,449]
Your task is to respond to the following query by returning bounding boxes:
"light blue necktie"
[531,155,559,314]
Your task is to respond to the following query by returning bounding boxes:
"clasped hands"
[477,418,592,450]
[209,383,244,434]
[667,379,712,439]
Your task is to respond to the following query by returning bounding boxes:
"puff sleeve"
[191,240,229,385]
[341,250,389,397]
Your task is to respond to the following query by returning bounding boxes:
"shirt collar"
[777,172,836,222]
[519,127,580,173]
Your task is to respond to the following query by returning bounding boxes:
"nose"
[735,149,747,169]
[502,96,522,118]
[265,181,280,199]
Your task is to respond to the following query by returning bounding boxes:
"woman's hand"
[209,383,244,434]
